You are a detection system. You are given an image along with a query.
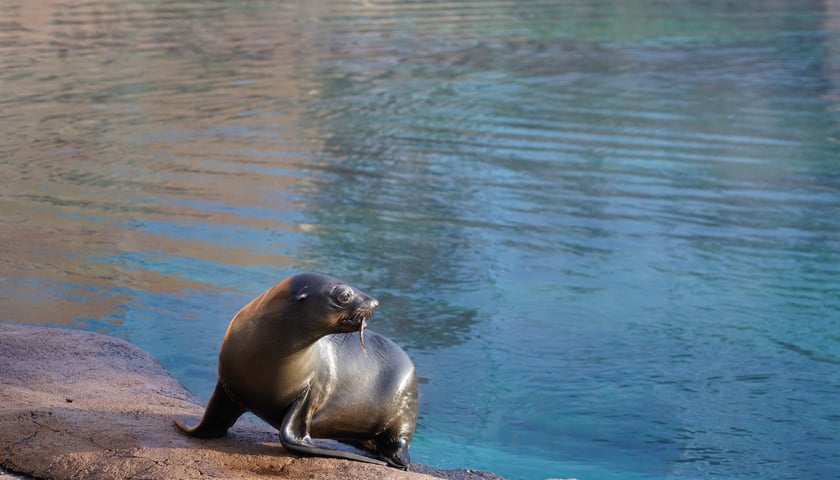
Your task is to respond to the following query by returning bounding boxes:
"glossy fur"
[174,273,418,469]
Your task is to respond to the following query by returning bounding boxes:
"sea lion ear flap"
[294,287,308,302]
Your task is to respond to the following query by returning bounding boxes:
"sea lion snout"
[340,294,377,351]
[341,296,377,327]
[356,296,378,315]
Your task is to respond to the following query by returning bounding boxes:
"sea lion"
[174,272,418,469]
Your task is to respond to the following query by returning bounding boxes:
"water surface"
[2,1,840,479]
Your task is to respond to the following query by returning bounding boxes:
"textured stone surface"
[0,325,502,480]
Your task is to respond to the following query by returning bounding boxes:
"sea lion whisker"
[359,320,367,352]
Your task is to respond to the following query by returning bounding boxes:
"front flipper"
[279,392,388,467]
[174,380,245,438]
[376,437,411,470]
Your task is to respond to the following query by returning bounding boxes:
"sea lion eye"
[335,286,353,305]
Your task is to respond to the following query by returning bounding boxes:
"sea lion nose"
[368,297,379,310]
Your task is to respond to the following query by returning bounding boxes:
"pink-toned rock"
[0,325,502,480]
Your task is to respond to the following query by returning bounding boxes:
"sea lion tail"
[174,380,245,438]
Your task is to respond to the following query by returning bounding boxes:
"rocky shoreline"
[0,325,503,480]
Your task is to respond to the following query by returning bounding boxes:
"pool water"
[2,1,839,479]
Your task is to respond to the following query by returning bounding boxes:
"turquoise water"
[2,1,840,479]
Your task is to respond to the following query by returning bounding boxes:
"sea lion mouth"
[339,306,374,351]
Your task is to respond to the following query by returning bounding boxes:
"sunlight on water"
[2,1,840,479]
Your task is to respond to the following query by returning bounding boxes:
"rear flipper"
[174,380,245,438]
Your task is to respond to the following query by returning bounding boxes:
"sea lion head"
[286,273,378,345]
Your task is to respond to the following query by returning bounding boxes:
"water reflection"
[2,1,840,479]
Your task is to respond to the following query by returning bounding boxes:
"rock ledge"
[0,325,502,480]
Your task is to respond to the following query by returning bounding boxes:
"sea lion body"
[175,273,418,469]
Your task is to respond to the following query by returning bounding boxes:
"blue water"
[2,1,840,479]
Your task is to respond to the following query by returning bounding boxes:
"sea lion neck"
[224,298,322,355]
